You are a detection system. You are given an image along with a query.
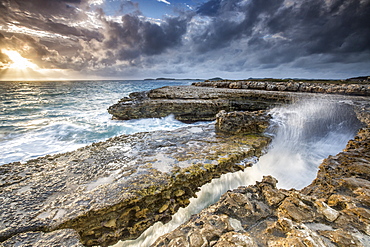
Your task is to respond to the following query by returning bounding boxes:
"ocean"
[0,80,198,165]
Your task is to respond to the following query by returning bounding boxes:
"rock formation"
[108,80,370,123]
[108,85,293,122]
[0,123,270,246]
[216,110,271,135]
[2,80,370,246]
[152,110,370,247]
[2,229,83,247]
[194,80,370,96]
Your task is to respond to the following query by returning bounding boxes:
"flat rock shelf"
[0,123,270,246]
[107,86,294,122]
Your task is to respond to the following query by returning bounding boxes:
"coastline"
[1,79,370,246]
[153,103,370,246]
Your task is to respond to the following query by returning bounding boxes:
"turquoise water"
[0,80,197,165]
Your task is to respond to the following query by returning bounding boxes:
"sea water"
[0,80,197,165]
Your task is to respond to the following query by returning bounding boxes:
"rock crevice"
[0,124,270,246]
[152,110,370,247]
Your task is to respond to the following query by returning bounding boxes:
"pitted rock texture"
[194,80,370,96]
[0,124,270,246]
[216,110,272,134]
[1,229,83,247]
[108,85,294,122]
[152,117,370,247]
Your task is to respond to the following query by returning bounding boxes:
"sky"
[0,0,369,81]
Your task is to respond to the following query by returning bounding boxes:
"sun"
[2,49,39,70]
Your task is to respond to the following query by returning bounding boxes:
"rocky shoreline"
[108,80,370,123]
[0,122,270,246]
[107,85,294,122]
[1,80,370,246]
[152,120,370,246]
[194,79,370,96]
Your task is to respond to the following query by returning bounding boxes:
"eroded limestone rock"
[3,84,370,247]
[108,86,293,122]
[152,120,370,247]
[0,124,270,246]
[1,229,83,247]
[216,110,272,134]
[194,80,370,96]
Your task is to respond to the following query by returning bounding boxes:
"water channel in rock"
[117,97,362,247]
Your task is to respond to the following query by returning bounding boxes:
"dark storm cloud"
[0,0,189,72]
[264,0,370,55]
[192,0,285,52]
[196,0,221,16]
[118,0,142,15]
[1,0,369,78]
[1,0,85,18]
[192,0,370,71]
[0,0,97,39]
[83,14,188,65]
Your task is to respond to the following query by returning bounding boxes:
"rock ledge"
[152,111,370,247]
[0,124,270,246]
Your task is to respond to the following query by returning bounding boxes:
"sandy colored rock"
[194,80,370,96]
[2,83,370,247]
[108,85,294,122]
[0,123,270,246]
[1,229,83,247]
[215,110,271,134]
[152,114,370,247]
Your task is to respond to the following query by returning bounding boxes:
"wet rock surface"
[1,229,83,247]
[152,112,370,247]
[216,110,272,135]
[108,86,294,122]
[0,123,270,246]
[194,80,370,96]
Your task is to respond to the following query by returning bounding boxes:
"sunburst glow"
[2,49,39,70]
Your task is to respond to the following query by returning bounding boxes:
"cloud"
[187,0,370,76]
[157,0,171,5]
[1,0,369,80]
[77,13,188,70]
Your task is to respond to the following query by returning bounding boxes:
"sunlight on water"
[116,97,362,247]
[0,80,196,165]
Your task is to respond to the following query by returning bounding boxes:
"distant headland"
[143,76,370,83]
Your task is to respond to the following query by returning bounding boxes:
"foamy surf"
[0,80,196,165]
